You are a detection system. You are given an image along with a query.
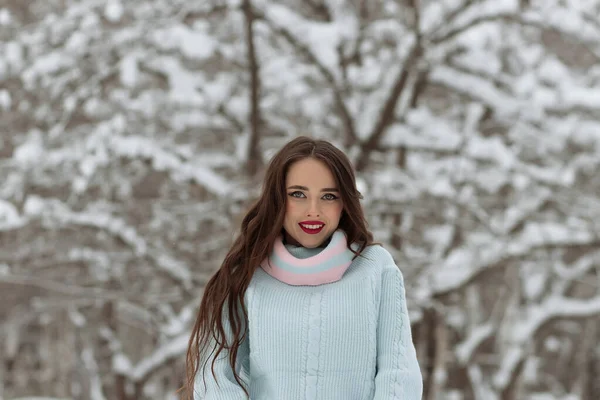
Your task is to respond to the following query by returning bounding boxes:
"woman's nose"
[306,199,320,217]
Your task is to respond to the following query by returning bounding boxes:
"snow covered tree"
[1,0,599,399]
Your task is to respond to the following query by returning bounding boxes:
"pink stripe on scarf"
[264,262,349,286]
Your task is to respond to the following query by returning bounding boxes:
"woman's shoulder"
[355,243,398,273]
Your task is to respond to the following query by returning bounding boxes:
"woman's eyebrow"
[287,185,339,192]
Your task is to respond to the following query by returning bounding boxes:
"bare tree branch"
[431,238,600,297]
[355,0,424,171]
[304,0,332,22]
[431,11,516,44]
[355,49,419,171]
[432,9,600,63]
[256,10,359,147]
[494,295,600,393]
[431,0,474,37]
[217,103,245,132]
[129,333,189,382]
[0,273,179,305]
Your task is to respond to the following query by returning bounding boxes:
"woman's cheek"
[286,200,298,214]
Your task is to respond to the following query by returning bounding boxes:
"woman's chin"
[295,231,331,248]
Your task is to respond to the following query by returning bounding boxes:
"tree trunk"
[242,0,263,176]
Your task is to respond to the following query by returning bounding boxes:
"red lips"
[299,221,325,235]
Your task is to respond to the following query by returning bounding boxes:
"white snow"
[380,108,463,152]
[21,52,74,86]
[429,65,521,117]
[0,8,12,25]
[104,0,124,23]
[23,196,46,216]
[523,269,547,301]
[119,54,139,88]
[145,57,205,103]
[64,31,90,53]
[553,250,600,280]
[263,3,357,78]
[455,323,494,364]
[537,56,570,82]
[130,333,189,381]
[429,219,600,294]
[10,398,71,400]
[544,336,561,352]
[445,0,518,35]
[81,348,107,400]
[4,1,600,398]
[2,41,24,73]
[112,352,133,374]
[522,7,600,43]
[465,136,515,168]
[494,346,523,389]
[490,188,551,233]
[510,222,595,252]
[13,130,44,167]
[109,135,232,197]
[152,25,218,61]
[560,85,600,110]
[494,294,600,388]
[473,168,510,193]
[68,307,87,327]
[0,200,22,231]
[150,253,193,287]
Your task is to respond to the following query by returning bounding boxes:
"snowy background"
[1,0,600,399]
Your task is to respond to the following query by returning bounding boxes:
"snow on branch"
[81,347,107,400]
[128,332,189,382]
[548,85,600,114]
[109,135,232,198]
[23,195,147,253]
[379,121,462,154]
[427,222,600,296]
[430,2,600,49]
[146,250,194,290]
[494,295,600,390]
[428,65,521,116]
[355,43,422,171]
[0,199,25,231]
[455,322,495,365]
[553,249,600,281]
[0,273,131,301]
[259,3,356,78]
[520,7,600,46]
[110,301,198,383]
[431,10,515,45]
[490,188,552,235]
[256,3,358,145]
[21,195,192,286]
[10,398,72,400]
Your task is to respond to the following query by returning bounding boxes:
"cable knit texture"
[195,231,423,400]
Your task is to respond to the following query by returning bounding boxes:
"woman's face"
[283,157,343,248]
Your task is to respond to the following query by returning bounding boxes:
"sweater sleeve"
[373,265,423,400]
[194,306,250,400]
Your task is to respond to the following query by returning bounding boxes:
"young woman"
[184,136,422,399]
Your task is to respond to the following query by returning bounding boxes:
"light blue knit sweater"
[195,242,423,399]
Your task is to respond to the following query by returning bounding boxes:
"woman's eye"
[322,193,338,200]
[289,191,305,198]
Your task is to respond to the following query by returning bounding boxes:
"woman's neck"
[282,231,302,247]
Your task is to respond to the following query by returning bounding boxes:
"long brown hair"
[182,136,374,399]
